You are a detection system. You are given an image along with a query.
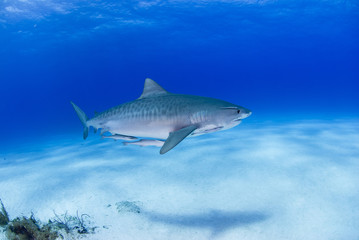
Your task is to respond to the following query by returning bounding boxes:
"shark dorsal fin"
[138,78,169,99]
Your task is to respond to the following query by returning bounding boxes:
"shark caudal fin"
[70,101,89,139]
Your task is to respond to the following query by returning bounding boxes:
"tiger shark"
[71,78,251,154]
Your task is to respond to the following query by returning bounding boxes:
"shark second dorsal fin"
[138,78,169,99]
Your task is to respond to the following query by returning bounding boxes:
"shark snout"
[233,111,251,122]
[240,110,252,119]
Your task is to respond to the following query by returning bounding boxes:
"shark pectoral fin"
[160,125,197,154]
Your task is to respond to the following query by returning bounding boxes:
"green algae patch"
[0,199,10,226]
[0,199,96,240]
[6,215,58,240]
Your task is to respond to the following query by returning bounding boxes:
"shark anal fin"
[160,125,197,154]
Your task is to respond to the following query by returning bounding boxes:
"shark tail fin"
[70,101,89,139]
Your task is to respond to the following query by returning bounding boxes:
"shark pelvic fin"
[138,78,169,99]
[160,125,197,154]
[100,128,110,135]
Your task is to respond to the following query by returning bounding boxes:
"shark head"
[222,106,252,120]
[212,106,252,130]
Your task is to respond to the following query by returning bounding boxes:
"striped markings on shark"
[71,78,252,154]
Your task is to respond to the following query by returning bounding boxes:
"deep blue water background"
[0,0,358,149]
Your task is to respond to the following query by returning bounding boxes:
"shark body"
[71,78,251,154]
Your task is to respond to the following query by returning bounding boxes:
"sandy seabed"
[1,120,358,240]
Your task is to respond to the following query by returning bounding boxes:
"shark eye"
[237,110,241,114]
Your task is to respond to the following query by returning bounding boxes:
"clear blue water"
[1,0,358,147]
[0,1,358,239]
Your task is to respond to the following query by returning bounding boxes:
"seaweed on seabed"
[0,199,95,239]
[5,213,58,240]
[0,199,58,240]
[116,201,141,214]
[52,210,96,235]
[0,199,10,226]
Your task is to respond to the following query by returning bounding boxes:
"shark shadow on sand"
[143,209,269,237]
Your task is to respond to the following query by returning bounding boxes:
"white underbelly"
[105,119,177,139]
